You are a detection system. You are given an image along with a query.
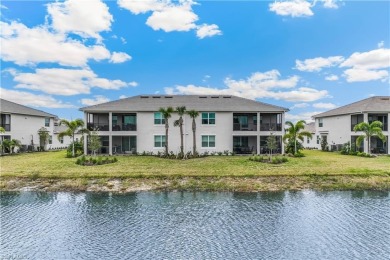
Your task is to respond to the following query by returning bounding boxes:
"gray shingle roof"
[303,122,316,133]
[0,99,57,118]
[313,96,390,118]
[79,95,289,112]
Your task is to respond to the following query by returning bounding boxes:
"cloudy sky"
[1,0,389,121]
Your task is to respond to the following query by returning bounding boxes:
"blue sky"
[1,0,389,121]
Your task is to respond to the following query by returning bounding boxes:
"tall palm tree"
[174,106,186,157]
[58,119,89,157]
[353,120,385,154]
[186,110,199,156]
[159,107,174,156]
[283,120,313,155]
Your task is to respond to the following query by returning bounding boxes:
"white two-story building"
[312,96,389,154]
[0,99,71,151]
[80,95,289,155]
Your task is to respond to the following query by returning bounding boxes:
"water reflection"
[1,191,389,259]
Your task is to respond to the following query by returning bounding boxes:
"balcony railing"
[87,123,109,131]
[233,123,257,131]
[260,123,282,131]
[112,124,137,131]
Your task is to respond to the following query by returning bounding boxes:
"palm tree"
[283,120,313,155]
[0,127,5,133]
[353,120,386,154]
[58,119,89,157]
[159,107,174,156]
[186,110,199,156]
[174,106,186,157]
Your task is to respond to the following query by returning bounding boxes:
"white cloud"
[312,102,337,109]
[325,74,339,81]
[378,41,384,48]
[0,88,75,108]
[322,0,339,9]
[47,0,113,41]
[109,52,132,63]
[343,68,388,82]
[285,111,322,123]
[340,48,390,82]
[117,0,163,14]
[340,48,390,70]
[118,0,221,38]
[119,95,127,99]
[0,21,111,67]
[295,56,344,72]
[80,95,110,106]
[128,81,138,87]
[165,70,328,102]
[1,4,8,9]
[196,24,222,39]
[290,103,309,109]
[146,4,198,32]
[9,68,130,96]
[269,0,314,17]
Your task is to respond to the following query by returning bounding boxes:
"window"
[154,135,166,148]
[154,112,165,125]
[202,135,215,148]
[202,112,215,125]
[307,137,310,144]
[0,114,11,131]
[45,117,50,127]
[59,136,64,144]
[49,135,52,144]
[317,135,320,144]
[351,114,364,131]
[318,118,323,127]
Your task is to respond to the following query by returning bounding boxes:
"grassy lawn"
[1,150,390,191]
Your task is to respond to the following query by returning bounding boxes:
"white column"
[363,113,369,153]
[109,112,112,155]
[83,112,88,155]
[281,112,286,154]
[257,112,260,154]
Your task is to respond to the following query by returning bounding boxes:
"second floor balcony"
[233,113,257,131]
[260,113,282,131]
[86,113,137,132]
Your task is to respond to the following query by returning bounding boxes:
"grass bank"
[1,150,389,192]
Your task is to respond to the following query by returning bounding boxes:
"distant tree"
[283,120,313,155]
[354,121,386,154]
[58,119,89,157]
[158,107,174,156]
[187,110,199,156]
[88,128,102,156]
[174,106,186,157]
[0,127,5,133]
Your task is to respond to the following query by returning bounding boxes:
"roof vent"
[140,96,149,98]
[199,96,207,98]
[165,96,173,98]
[380,98,389,100]
[223,96,232,98]
[153,96,161,98]
[211,96,219,98]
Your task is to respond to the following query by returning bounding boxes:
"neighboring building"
[0,99,71,151]
[80,95,289,155]
[302,122,317,149]
[312,96,390,154]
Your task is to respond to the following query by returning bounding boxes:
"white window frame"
[201,112,216,125]
[154,112,165,125]
[318,118,323,127]
[154,135,166,148]
[201,135,216,148]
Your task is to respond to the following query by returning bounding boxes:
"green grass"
[1,150,390,191]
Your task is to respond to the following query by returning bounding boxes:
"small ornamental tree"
[38,127,50,151]
[88,128,102,156]
[266,134,278,160]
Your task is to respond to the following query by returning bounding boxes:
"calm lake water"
[1,191,390,259]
